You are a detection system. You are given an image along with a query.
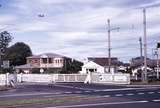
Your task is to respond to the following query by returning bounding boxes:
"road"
[0,83,160,108]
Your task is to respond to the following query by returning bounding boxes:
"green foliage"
[0,31,13,54]
[61,59,83,74]
[45,68,62,74]
[4,42,32,66]
[157,43,160,48]
[31,68,40,74]
[0,31,13,73]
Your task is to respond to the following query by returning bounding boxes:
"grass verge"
[0,95,97,107]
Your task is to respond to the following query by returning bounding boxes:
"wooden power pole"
[143,8,148,83]
[107,19,119,73]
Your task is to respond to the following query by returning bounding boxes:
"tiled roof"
[130,56,160,68]
[88,57,120,66]
[27,53,65,59]
[15,64,39,69]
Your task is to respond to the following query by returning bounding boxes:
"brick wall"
[27,58,40,66]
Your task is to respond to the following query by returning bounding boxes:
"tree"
[4,42,32,66]
[0,31,12,72]
[157,43,160,48]
[61,58,83,74]
[0,31,13,54]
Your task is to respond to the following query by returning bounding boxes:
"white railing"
[17,74,87,83]
[40,64,63,68]
[54,74,87,82]
[0,73,16,86]
[0,74,6,85]
[17,74,53,83]
[90,73,130,84]
[0,73,130,85]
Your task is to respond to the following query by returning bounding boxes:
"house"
[130,56,160,77]
[132,65,152,77]
[118,63,130,73]
[80,57,121,74]
[15,53,79,74]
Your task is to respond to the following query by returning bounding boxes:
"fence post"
[84,71,91,84]
[63,74,66,82]
[52,74,56,83]
[5,73,9,86]
[75,75,78,82]
[112,74,114,83]
[20,73,23,83]
[128,74,131,84]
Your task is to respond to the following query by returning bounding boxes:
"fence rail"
[0,73,130,86]
[90,73,130,84]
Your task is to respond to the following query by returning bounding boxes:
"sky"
[0,0,160,62]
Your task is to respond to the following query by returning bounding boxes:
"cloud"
[1,0,160,62]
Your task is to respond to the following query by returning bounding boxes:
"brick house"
[15,53,75,74]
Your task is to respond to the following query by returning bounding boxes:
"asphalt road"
[0,83,160,108]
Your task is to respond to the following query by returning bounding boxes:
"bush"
[32,68,40,74]
[46,68,62,74]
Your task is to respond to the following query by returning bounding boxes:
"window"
[60,59,63,63]
[28,59,32,63]
[89,69,94,72]
[34,60,38,63]
[49,58,52,63]
[55,60,57,63]
[42,58,47,64]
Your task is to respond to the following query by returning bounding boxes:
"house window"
[60,59,63,64]
[34,60,38,63]
[86,69,89,74]
[42,58,47,64]
[89,69,94,72]
[86,69,97,73]
[57,59,60,64]
[28,60,32,63]
[55,60,57,63]
[48,58,52,63]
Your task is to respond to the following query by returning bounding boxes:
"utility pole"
[0,48,2,72]
[139,37,143,57]
[108,19,111,73]
[143,8,148,83]
[107,19,119,73]
[156,48,159,79]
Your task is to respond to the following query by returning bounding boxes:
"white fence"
[0,73,130,86]
[90,73,130,84]
[17,74,87,83]
[0,74,6,85]
[0,73,17,86]
[17,74,53,83]
[54,74,87,82]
